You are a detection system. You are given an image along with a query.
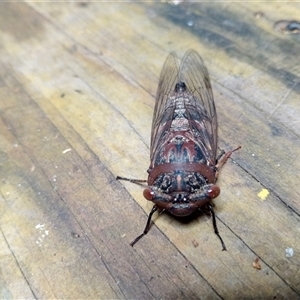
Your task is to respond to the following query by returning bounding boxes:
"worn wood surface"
[1,2,300,299]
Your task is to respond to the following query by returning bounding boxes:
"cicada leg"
[117,176,159,246]
[116,176,147,186]
[215,146,241,179]
[130,205,158,246]
[208,204,227,251]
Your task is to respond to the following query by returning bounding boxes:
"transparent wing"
[150,50,217,164]
[150,52,180,161]
[179,49,217,159]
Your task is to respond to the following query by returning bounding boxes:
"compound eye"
[207,185,220,199]
[143,188,154,200]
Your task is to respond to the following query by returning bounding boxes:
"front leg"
[116,176,147,186]
[215,146,241,179]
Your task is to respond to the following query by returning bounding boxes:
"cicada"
[117,50,240,250]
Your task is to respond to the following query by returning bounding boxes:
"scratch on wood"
[269,80,298,117]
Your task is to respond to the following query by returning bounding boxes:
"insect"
[117,50,240,250]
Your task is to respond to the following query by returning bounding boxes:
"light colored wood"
[0,2,300,299]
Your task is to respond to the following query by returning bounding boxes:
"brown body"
[117,50,240,249]
[143,50,221,217]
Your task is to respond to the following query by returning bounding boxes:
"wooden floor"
[0,2,300,299]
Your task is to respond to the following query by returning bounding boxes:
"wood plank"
[0,2,299,299]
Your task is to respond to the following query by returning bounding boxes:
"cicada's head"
[143,184,220,217]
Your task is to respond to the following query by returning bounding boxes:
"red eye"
[143,188,154,200]
[208,186,220,199]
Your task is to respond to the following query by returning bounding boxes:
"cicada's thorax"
[144,93,220,217]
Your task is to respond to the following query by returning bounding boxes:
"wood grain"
[0,2,300,299]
